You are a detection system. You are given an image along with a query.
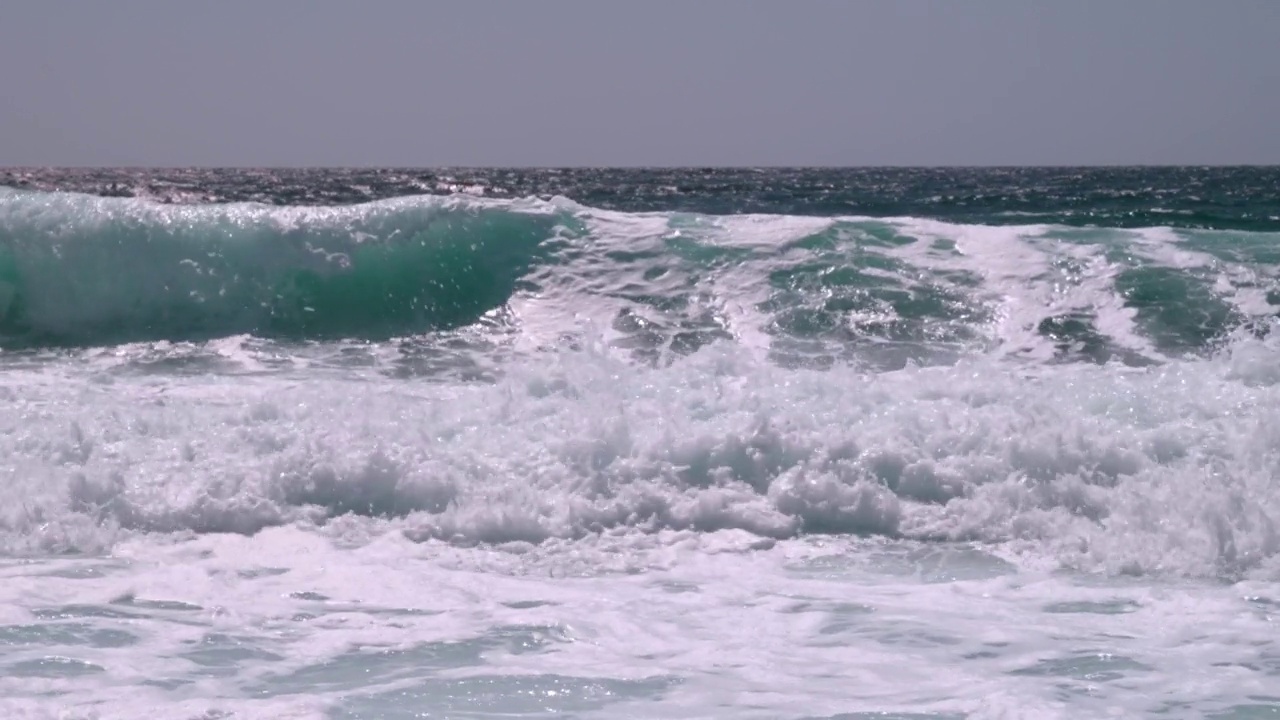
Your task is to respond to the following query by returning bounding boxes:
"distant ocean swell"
[2,186,1278,365]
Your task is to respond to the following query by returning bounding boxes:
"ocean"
[0,167,1278,719]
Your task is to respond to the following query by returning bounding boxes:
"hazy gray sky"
[2,1,1276,166]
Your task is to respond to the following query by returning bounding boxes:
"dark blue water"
[6,166,1280,230]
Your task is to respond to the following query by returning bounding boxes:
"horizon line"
[4,163,1280,171]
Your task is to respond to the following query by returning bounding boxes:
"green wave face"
[0,190,564,347]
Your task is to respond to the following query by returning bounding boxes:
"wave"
[3,187,1280,583]
[0,188,566,348]
[2,188,1279,366]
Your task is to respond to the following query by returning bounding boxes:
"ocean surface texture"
[1,167,1278,719]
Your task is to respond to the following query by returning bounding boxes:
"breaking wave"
[2,187,1279,366]
[0,188,564,347]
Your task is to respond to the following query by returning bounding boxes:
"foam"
[5,523,1270,718]
[1,333,1277,580]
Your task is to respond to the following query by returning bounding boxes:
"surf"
[2,186,1278,369]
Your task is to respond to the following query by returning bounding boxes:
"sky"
[1,0,1276,166]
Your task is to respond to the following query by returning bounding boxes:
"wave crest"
[0,189,566,348]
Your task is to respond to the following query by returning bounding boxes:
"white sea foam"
[0,524,1274,718]
[2,330,1278,578]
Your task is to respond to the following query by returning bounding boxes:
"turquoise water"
[0,168,1278,718]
